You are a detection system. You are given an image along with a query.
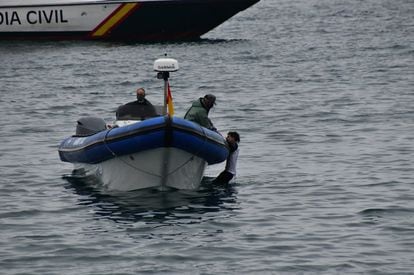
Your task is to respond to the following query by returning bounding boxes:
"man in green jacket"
[184,94,217,130]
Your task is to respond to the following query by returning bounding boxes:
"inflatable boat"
[58,58,229,191]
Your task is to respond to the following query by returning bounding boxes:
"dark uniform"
[116,98,158,120]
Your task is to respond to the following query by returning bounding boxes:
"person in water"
[184,94,216,130]
[116,87,158,120]
[213,131,240,184]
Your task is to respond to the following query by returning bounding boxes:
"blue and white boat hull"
[59,116,229,191]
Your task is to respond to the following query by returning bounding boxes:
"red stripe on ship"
[90,3,141,38]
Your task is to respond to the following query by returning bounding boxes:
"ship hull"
[0,0,260,41]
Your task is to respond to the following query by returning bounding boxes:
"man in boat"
[184,94,217,130]
[213,131,240,184]
[116,88,158,120]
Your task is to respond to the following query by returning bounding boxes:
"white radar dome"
[154,58,179,72]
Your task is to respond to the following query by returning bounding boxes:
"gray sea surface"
[1,0,413,274]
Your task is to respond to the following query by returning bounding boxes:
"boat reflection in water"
[63,172,238,224]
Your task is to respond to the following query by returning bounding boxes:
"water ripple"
[1,0,414,273]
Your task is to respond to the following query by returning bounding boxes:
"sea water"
[0,0,413,273]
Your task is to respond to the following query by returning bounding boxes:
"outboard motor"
[75,117,107,136]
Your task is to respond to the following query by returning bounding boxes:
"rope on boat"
[165,126,208,176]
[102,124,212,179]
[102,127,162,178]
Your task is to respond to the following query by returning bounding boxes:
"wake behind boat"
[58,58,229,191]
[0,0,260,41]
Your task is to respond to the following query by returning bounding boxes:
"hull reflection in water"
[64,173,238,224]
